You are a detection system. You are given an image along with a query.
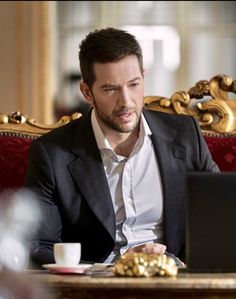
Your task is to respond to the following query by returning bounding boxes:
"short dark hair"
[79,27,143,87]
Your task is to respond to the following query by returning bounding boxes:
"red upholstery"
[0,111,82,192]
[204,136,236,171]
[0,133,235,191]
[0,135,34,191]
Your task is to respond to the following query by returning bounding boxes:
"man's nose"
[119,87,131,105]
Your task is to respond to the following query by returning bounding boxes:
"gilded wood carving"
[0,111,82,138]
[144,74,236,135]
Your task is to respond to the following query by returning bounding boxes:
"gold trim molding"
[0,111,81,137]
[145,74,236,135]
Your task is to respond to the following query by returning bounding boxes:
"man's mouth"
[116,111,134,121]
[117,112,132,117]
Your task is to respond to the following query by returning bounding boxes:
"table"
[25,271,236,299]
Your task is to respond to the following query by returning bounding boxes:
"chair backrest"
[0,111,81,191]
[144,74,236,171]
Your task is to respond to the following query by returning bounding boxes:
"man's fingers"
[141,244,166,254]
[128,243,166,254]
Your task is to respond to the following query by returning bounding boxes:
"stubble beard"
[94,102,141,134]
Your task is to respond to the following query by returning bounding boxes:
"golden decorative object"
[0,111,82,138]
[113,253,178,278]
[144,74,236,135]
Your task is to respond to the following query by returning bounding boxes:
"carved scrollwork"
[144,74,236,134]
[190,74,236,133]
[188,80,210,99]
[171,91,191,115]
[0,111,27,124]
[0,111,82,137]
[145,91,193,117]
[26,112,82,129]
[0,111,82,126]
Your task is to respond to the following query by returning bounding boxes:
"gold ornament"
[113,253,178,277]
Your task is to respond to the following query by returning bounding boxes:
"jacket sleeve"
[24,139,62,269]
[191,116,220,172]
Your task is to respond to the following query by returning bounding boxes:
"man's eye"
[104,87,116,92]
[129,82,139,87]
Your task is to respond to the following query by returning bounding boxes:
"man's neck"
[108,129,139,157]
[92,109,141,157]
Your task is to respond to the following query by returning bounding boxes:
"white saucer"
[42,263,92,274]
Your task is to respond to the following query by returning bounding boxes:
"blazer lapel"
[144,111,187,253]
[66,110,186,253]
[67,115,115,240]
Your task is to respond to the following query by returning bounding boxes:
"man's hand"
[127,243,166,254]
[125,243,186,268]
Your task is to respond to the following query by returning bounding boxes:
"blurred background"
[0,1,236,123]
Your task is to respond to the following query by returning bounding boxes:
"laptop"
[185,171,236,272]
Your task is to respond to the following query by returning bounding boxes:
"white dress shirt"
[91,109,164,263]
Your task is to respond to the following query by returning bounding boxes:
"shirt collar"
[91,108,152,151]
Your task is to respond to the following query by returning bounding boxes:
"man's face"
[81,55,144,134]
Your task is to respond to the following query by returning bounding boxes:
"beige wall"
[1,1,235,124]
[0,2,18,114]
[0,1,55,124]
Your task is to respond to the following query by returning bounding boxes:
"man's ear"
[80,82,94,105]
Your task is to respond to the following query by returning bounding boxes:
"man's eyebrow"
[128,77,141,83]
[100,77,141,89]
[100,83,116,89]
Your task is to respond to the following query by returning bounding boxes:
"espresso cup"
[54,243,81,266]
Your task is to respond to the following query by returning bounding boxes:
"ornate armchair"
[144,74,236,171]
[1,74,235,192]
[0,111,81,191]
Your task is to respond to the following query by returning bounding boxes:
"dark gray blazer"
[24,109,219,267]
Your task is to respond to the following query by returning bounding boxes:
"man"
[24,27,219,268]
